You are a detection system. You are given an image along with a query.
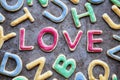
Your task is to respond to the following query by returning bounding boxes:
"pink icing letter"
[87,30,103,53]
[63,30,83,51]
[19,28,34,50]
[37,27,58,52]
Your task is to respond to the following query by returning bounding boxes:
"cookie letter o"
[37,27,58,52]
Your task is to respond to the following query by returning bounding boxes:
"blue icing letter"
[75,72,87,80]
[88,0,104,4]
[0,52,22,77]
[0,0,24,12]
[43,0,68,23]
[107,45,120,61]
[0,13,5,23]
[107,35,120,61]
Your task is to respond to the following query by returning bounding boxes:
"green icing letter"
[52,54,76,78]
[13,76,28,80]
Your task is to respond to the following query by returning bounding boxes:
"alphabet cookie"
[88,0,104,4]
[26,57,53,80]
[87,30,103,53]
[43,0,68,23]
[0,26,16,49]
[88,60,110,80]
[11,7,35,27]
[13,76,28,80]
[63,30,83,51]
[112,74,118,80]
[107,35,120,61]
[37,27,58,52]
[52,54,76,78]
[75,72,87,80]
[19,28,34,51]
[71,2,96,28]
[111,0,120,7]
[103,5,120,29]
[0,0,24,12]
[27,0,48,7]
[0,13,5,23]
[70,0,79,4]
[0,52,22,77]
[113,34,120,41]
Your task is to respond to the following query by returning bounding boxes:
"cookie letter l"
[19,28,34,51]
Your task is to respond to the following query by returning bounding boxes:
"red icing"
[63,30,83,51]
[19,28,34,50]
[87,30,103,53]
[37,27,58,52]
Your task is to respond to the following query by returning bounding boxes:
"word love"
[0,52,117,80]
[19,27,103,52]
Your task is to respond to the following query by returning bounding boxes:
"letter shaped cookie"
[37,27,58,52]
[87,30,103,53]
[71,2,96,28]
[88,60,110,80]
[0,0,24,12]
[11,7,35,27]
[111,0,120,7]
[0,52,22,77]
[53,54,76,78]
[112,74,118,80]
[88,0,104,4]
[43,0,68,23]
[27,0,48,7]
[103,5,120,29]
[70,0,79,4]
[0,26,16,49]
[19,28,34,51]
[74,72,87,80]
[0,13,5,23]
[26,57,53,80]
[63,30,83,51]
[13,76,28,80]
[107,35,120,61]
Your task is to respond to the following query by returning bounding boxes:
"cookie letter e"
[87,30,103,53]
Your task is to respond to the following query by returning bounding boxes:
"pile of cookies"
[0,0,120,80]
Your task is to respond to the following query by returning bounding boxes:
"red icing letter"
[37,27,58,52]
[87,30,103,53]
[19,28,34,50]
[63,30,83,51]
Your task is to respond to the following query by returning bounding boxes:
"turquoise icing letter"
[52,54,76,78]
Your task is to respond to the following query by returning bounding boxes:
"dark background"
[0,0,120,80]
